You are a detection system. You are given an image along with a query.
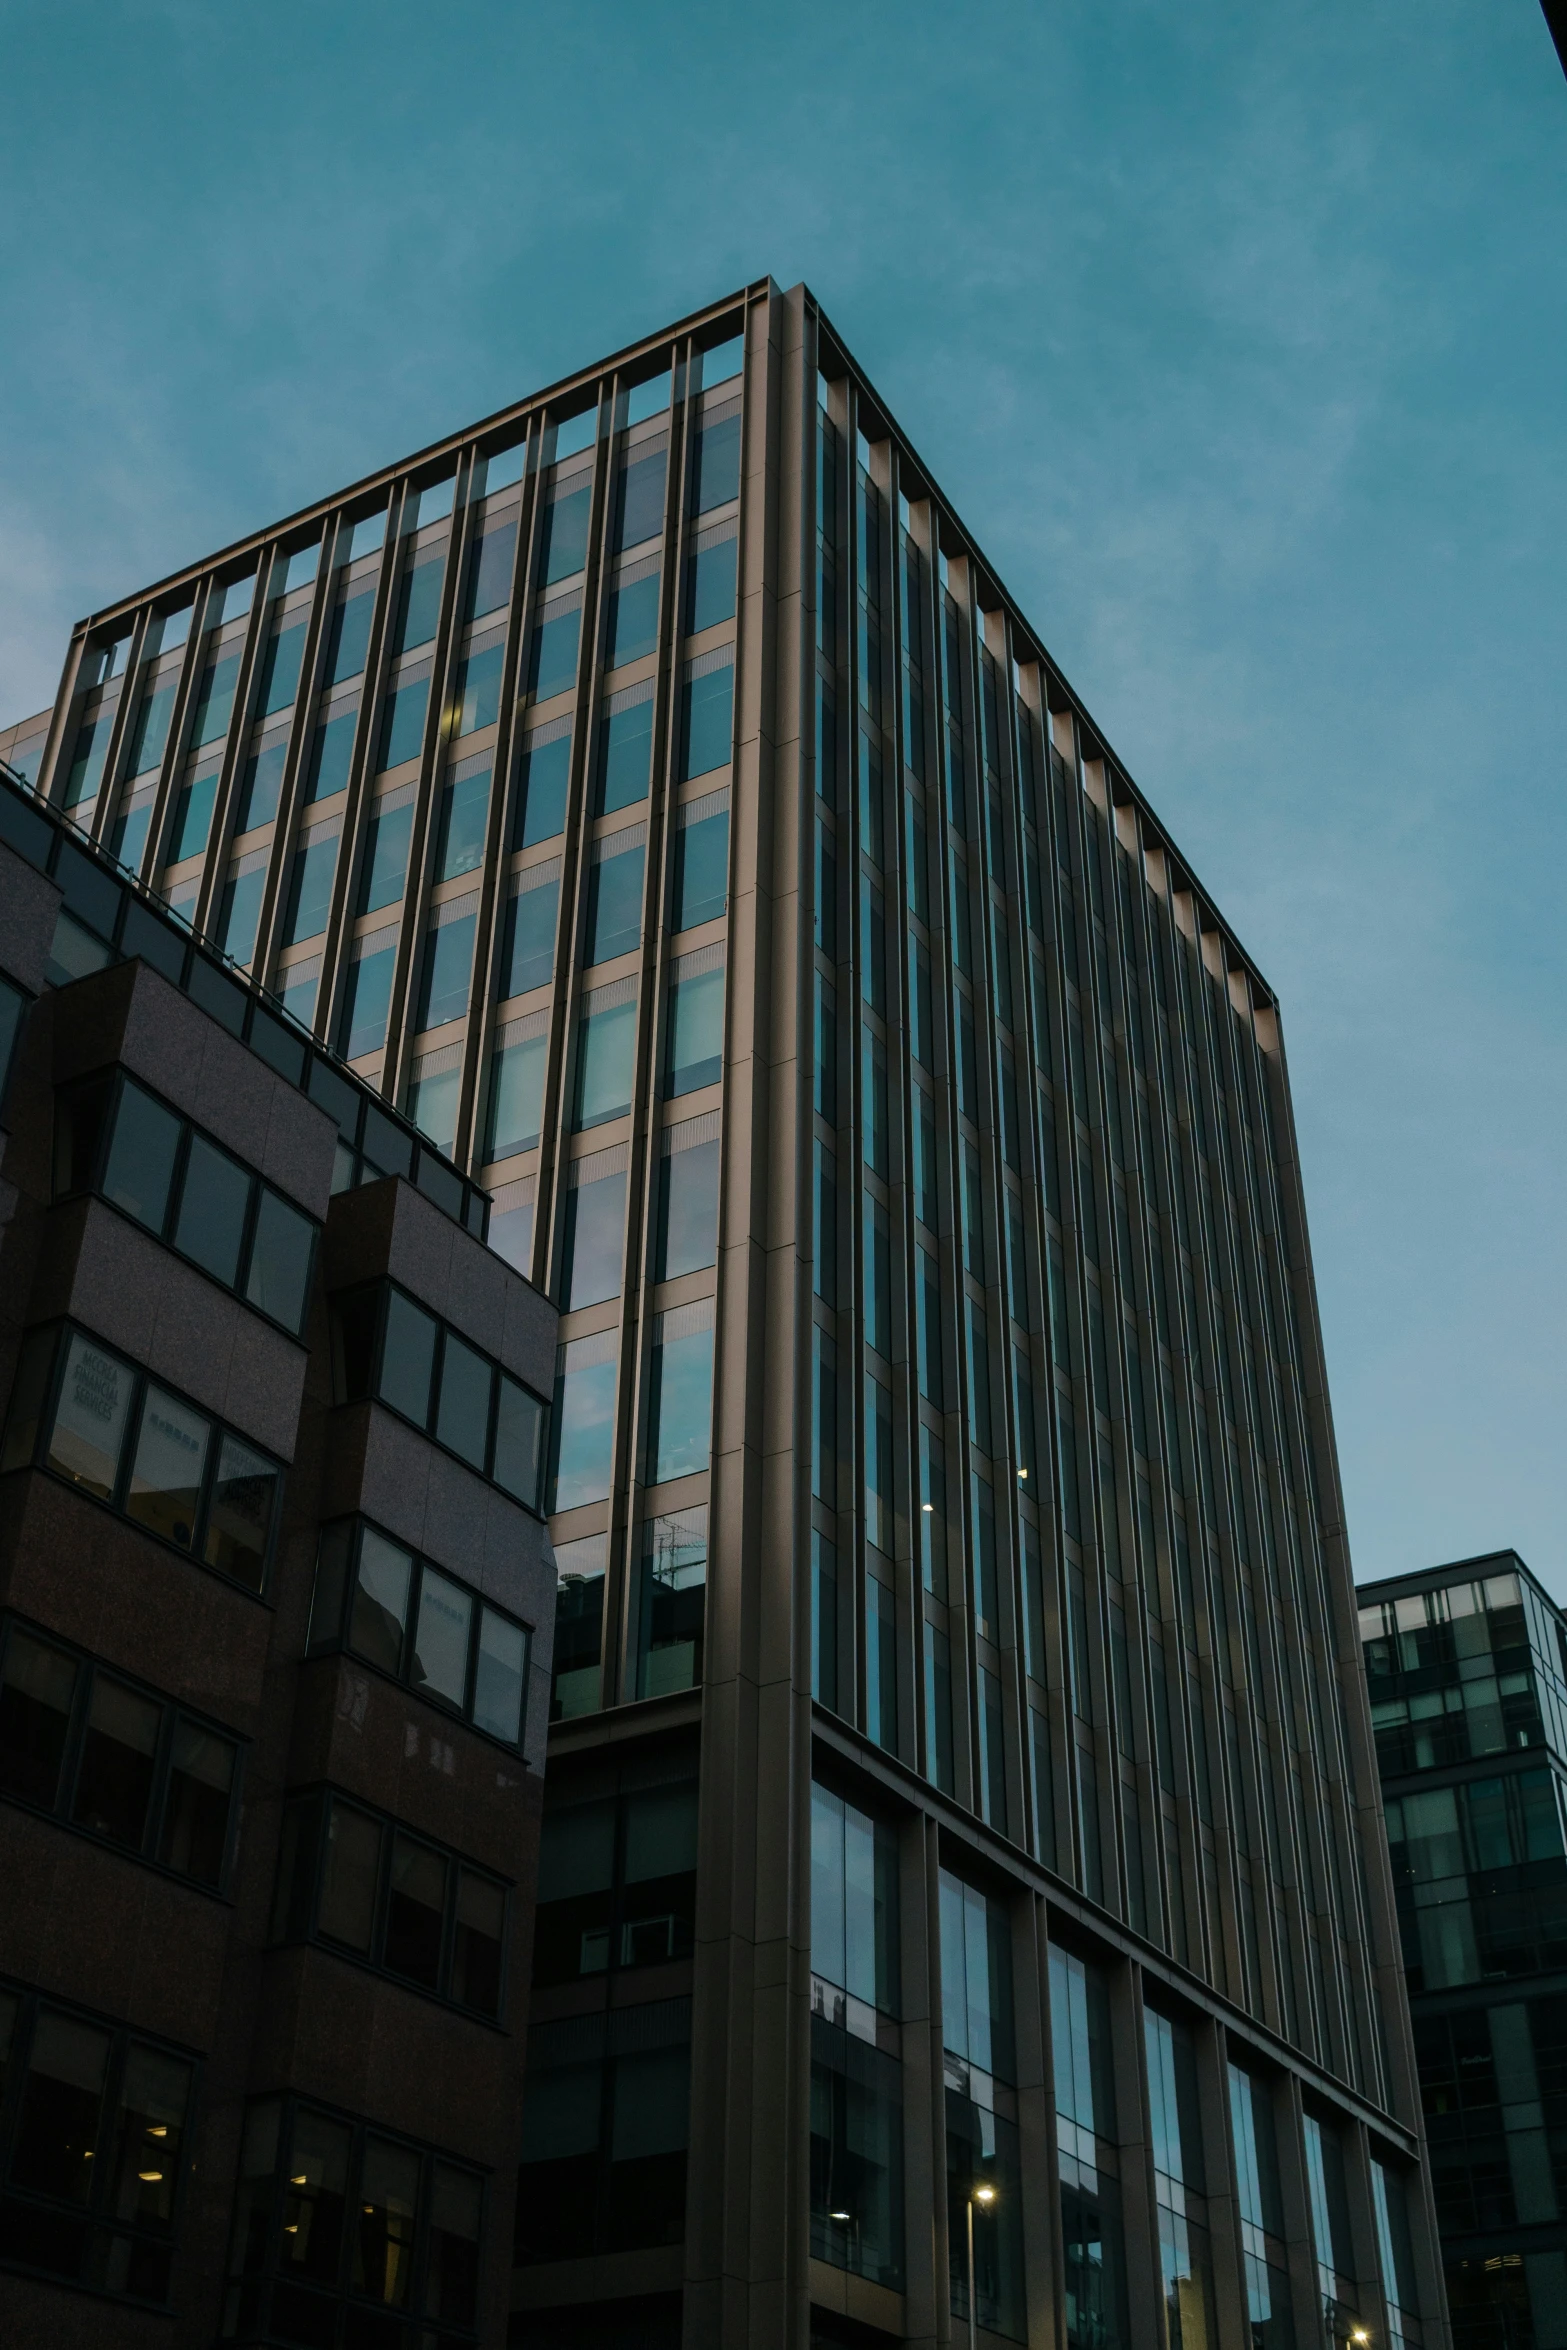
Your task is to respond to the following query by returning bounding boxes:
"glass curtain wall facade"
[12,277,1445,2350]
[1359,1553,1567,2350]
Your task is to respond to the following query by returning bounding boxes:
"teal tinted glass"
[515,731,571,846]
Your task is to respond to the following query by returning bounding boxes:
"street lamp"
[967,2180,997,2350]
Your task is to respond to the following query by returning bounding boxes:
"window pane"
[395,558,443,654]
[319,1801,382,1949]
[380,1290,438,1425]
[158,1718,236,1885]
[680,662,733,782]
[674,809,728,930]
[236,731,285,830]
[72,1675,160,1846]
[413,1568,473,1709]
[608,567,659,666]
[687,535,736,633]
[500,878,559,999]
[648,1317,714,1485]
[437,763,491,878]
[351,2135,422,2311]
[203,1434,278,1591]
[549,1338,619,1512]
[550,1539,605,1723]
[614,448,666,552]
[106,2043,191,2232]
[325,587,374,685]
[563,1167,626,1308]
[386,1835,448,1990]
[360,795,413,912]
[516,729,571,846]
[466,518,518,619]
[103,1080,182,1232]
[492,1381,544,1512]
[47,1332,136,1499]
[242,1189,314,1332]
[487,1032,547,1158]
[0,1629,78,1810]
[667,964,724,1095]
[427,2163,483,2326]
[597,697,654,815]
[126,1384,211,1548]
[574,997,637,1128]
[475,1607,527,1744]
[54,1074,114,1199]
[128,677,177,778]
[435,1332,492,1469]
[13,2010,110,2204]
[453,1873,506,2017]
[379,673,430,772]
[419,910,476,1028]
[529,600,581,696]
[174,1134,252,1286]
[168,763,219,861]
[809,2018,904,2289]
[539,485,591,584]
[637,1512,707,1698]
[305,708,356,803]
[220,866,266,967]
[586,842,645,965]
[285,831,339,943]
[340,940,398,1061]
[624,1781,700,1887]
[281,2109,352,2285]
[257,622,306,718]
[695,413,741,511]
[455,643,504,738]
[351,1528,413,1673]
[191,651,240,747]
[656,1135,719,1279]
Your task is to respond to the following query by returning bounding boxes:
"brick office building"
[0,767,557,2345]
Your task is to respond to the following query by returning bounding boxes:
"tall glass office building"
[5,277,1446,2350]
[1358,1554,1567,2350]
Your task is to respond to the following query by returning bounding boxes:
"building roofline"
[67,266,1277,1005]
[1355,1547,1563,1624]
[69,276,773,634]
[802,285,1277,1006]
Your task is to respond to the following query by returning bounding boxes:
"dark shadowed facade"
[1358,1556,1567,2350]
[4,275,1447,2350]
[0,772,557,2345]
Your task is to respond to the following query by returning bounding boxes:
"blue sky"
[3,0,1564,1597]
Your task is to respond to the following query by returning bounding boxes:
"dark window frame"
[220,2091,486,2346]
[0,1973,201,2310]
[270,1783,511,2023]
[0,1611,246,1893]
[0,1318,285,1599]
[305,1514,534,1753]
[531,1752,701,1990]
[0,973,32,1122]
[53,1067,319,1340]
[328,1279,549,1515]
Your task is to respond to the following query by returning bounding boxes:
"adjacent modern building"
[1358,1555,1567,2350]
[3,275,1448,2350]
[0,765,558,2345]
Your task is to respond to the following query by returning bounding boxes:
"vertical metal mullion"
[532,389,612,1316]
[75,607,152,846]
[454,433,538,1173]
[190,560,276,942]
[232,527,341,988]
[366,478,453,1108]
